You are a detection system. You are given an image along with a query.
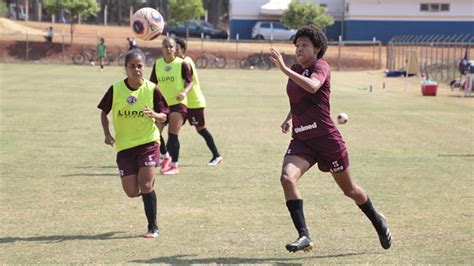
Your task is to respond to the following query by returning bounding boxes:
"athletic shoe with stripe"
[376,213,392,249]
[208,156,223,166]
[285,236,314,253]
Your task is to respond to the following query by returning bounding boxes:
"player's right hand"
[104,135,115,146]
[281,122,291,133]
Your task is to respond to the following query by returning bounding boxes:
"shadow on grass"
[60,165,118,177]
[61,173,118,177]
[130,252,367,264]
[0,231,135,244]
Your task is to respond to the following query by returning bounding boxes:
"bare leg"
[331,167,368,205]
[121,174,140,198]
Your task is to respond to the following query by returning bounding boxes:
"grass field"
[0,63,473,264]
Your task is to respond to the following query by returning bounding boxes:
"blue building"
[229,0,474,43]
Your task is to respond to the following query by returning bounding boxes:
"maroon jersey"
[287,59,338,140]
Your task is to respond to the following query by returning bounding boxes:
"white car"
[251,21,296,41]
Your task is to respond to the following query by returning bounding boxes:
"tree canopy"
[167,0,205,38]
[282,1,334,30]
[43,0,99,43]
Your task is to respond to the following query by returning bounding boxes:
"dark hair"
[125,49,145,66]
[293,25,328,59]
[174,37,187,52]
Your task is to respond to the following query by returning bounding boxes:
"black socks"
[159,135,167,155]
[142,191,157,230]
[286,199,309,237]
[198,128,220,158]
[358,197,382,227]
[167,133,180,163]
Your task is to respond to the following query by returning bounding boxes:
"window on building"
[440,3,450,11]
[420,4,429,11]
[420,3,450,12]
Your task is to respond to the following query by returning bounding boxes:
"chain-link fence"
[1,31,384,71]
[387,34,474,82]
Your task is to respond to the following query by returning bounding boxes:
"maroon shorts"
[116,142,160,177]
[169,104,187,124]
[187,108,205,127]
[285,131,349,173]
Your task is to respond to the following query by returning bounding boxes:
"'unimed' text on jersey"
[287,59,338,140]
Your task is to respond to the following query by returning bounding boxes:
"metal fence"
[387,34,474,82]
[0,31,383,71]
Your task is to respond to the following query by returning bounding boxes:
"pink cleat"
[144,228,159,238]
[160,156,172,173]
[162,166,179,175]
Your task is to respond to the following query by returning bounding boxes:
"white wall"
[346,0,474,21]
[230,0,272,19]
[230,0,345,20]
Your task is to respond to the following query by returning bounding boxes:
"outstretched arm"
[269,48,322,94]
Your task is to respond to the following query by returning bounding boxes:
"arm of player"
[177,80,194,101]
[100,111,115,146]
[143,105,167,123]
[269,48,322,94]
[176,61,194,101]
[281,111,292,133]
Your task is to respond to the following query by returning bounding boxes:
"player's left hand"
[269,48,286,71]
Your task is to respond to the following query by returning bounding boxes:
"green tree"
[282,1,334,30]
[0,0,7,18]
[43,0,99,43]
[167,0,205,38]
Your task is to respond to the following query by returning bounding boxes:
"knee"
[124,190,140,198]
[280,173,297,188]
[140,183,153,194]
[343,187,363,199]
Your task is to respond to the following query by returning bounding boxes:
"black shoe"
[375,213,392,249]
[285,236,314,253]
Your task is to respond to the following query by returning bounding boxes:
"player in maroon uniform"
[269,25,392,253]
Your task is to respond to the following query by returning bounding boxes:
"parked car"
[164,20,228,40]
[251,21,296,41]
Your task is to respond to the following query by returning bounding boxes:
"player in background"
[269,25,392,253]
[150,37,194,175]
[174,37,223,166]
[97,49,169,238]
[97,38,106,71]
[127,37,138,50]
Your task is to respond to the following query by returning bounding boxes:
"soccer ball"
[337,113,349,124]
[131,7,165,41]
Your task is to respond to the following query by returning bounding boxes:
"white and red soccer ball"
[337,113,349,124]
[131,7,165,41]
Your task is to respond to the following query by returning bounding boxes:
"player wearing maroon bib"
[270,25,392,253]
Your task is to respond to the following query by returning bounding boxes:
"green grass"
[0,63,473,264]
